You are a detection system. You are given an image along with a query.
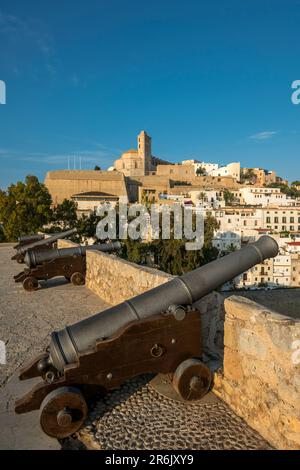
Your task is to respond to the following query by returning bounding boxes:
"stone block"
[223,347,243,382]
[238,328,268,360]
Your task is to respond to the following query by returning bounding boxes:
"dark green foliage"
[121,212,220,275]
[223,189,235,206]
[266,182,300,199]
[49,199,78,231]
[0,176,52,241]
[196,167,206,176]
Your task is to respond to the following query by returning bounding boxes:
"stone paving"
[72,375,273,450]
[0,244,273,450]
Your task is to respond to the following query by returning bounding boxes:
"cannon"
[15,234,45,247]
[15,236,278,438]
[12,228,77,263]
[12,234,45,263]
[14,241,121,291]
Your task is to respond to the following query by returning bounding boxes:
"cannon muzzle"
[18,228,77,255]
[24,241,122,268]
[18,234,45,244]
[47,235,278,372]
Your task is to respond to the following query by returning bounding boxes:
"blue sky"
[0,0,300,188]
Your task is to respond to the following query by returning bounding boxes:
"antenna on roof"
[68,156,70,170]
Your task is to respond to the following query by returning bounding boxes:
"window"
[290,217,295,223]
[290,226,294,231]
[282,217,286,223]
[266,217,271,223]
[274,217,279,223]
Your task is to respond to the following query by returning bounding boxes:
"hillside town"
[43,130,300,291]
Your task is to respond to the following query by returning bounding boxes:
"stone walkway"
[0,244,272,450]
[72,374,273,450]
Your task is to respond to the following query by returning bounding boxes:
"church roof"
[123,149,138,154]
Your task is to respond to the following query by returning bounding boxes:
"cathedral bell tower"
[138,130,152,174]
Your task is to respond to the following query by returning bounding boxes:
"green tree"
[0,176,52,241]
[50,199,78,231]
[240,168,256,184]
[73,211,101,243]
[199,192,206,204]
[94,165,101,171]
[223,189,235,206]
[267,182,300,199]
[196,166,206,176]
[120,212,220,275]
[0,224,5,242]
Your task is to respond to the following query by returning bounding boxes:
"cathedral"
[114,130,171,177]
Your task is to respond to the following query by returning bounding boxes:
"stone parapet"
[213,296,300,450]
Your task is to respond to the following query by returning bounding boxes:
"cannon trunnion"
[15,307,208,438]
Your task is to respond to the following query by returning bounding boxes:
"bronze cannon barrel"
[48,236,279,372]
[18,228,77,255]
[18,234,45,244]
[13,234,45,251]
[24,241,122,268]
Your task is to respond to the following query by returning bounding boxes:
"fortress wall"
[213,296,300,450]
[44,170,129,205]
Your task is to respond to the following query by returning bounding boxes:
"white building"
[210,162,241,181]
[181,159,219,175]
[188,190,224,209]
[212,207,263,234]
[239,187,294,206]
[212,231,241,253]
[273,255,292,286]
